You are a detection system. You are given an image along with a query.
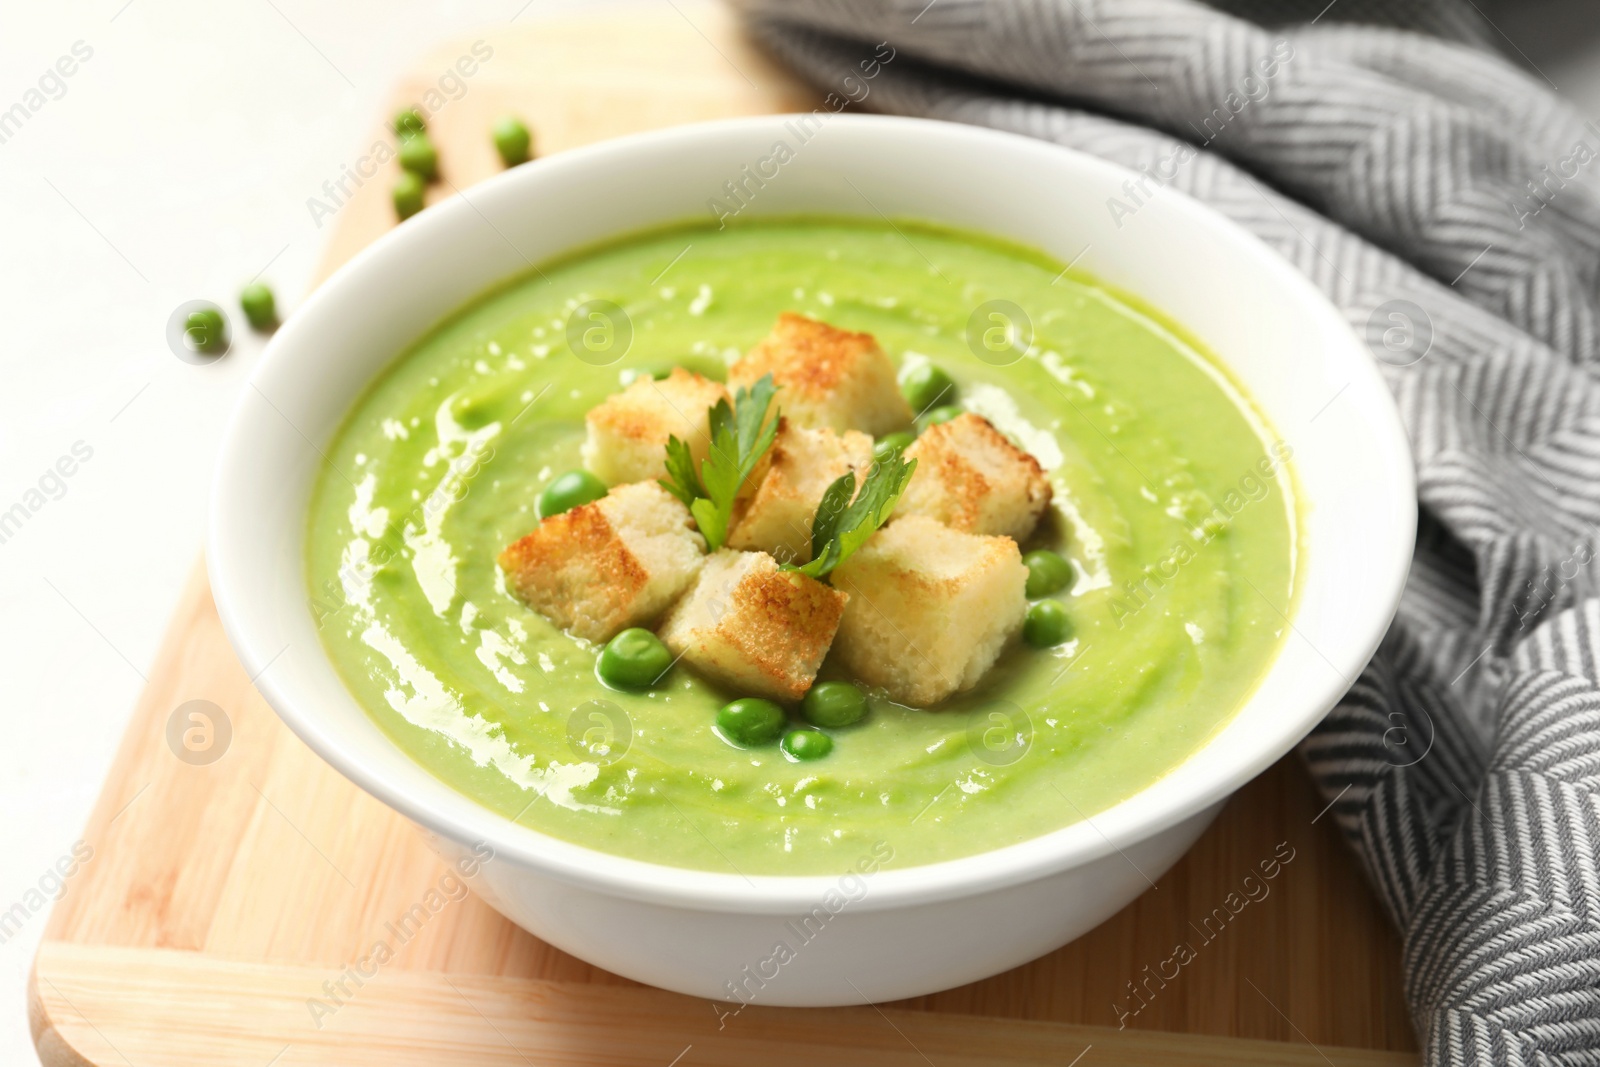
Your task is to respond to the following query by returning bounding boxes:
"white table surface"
[1,1,1596,1063]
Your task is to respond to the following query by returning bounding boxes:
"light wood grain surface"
[30,8,1416,1065]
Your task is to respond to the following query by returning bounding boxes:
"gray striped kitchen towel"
[730,0,1600,1060]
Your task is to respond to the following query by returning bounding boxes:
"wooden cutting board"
[29,8,1418,1064]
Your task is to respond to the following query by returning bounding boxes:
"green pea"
[539,470,608,518]
[393,107,427,138]
[782,728,834,761]
[398,134,439,181]
[238,282,277,331]
[1023,550,1074,599]
[716,698,786,747]
[393,172,426,220]
[916,405,963,433]
[184,307,228,354]
[597,628,672,689]
[802,681,867,728]
[873,431,915,463]
[493,116,533,167]
[1023,600,1072,648]
[901,363,957,412]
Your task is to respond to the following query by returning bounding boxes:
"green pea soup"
[306,217,1297,876]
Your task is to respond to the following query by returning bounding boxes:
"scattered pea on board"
[184,306,228,354]
[393,172,426,221]
[398,134,439,182]
[493,116,533,167]
[239,282,277,331]
[393,107,426,138]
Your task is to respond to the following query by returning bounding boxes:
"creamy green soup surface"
[306,217,1296,876]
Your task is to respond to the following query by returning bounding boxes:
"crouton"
[581,368,729,485]
[726,418,875,564]
[831,516,1027,706]
[499,481,705,643]
[895,413,1052,541]
[728,313,912,436]
[658,549,847,701]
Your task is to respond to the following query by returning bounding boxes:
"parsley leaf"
[658,374,778,550]
[796,449,918,581]
[660,435,702,508]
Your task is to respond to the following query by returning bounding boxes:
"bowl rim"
[210,113,1415,913]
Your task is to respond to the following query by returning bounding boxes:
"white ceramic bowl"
[209,114,1414,1006]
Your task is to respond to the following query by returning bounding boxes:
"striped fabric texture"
[732,0,1600,1060]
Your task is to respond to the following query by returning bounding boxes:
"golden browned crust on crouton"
[582,368,729,485]
[660,550,847,700]
[729,313,912,435]
[498,504,647,641]
[898,413,1052,541]
[498,482,705,643]
[723,566,847,699]
[832,515,1027,706]
[739,313,877,394]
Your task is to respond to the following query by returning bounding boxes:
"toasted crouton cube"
[831,516,1026,706]
[499,481,705,643]
[726,418,875,564]
[729,313,912,436]
[581,368,729,485]
[895,413,1052,541]
[659,549,847,701]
